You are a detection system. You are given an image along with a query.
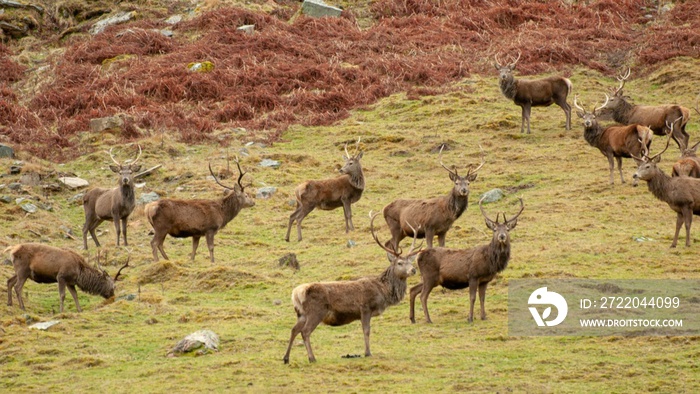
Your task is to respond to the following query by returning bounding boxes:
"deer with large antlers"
[599,68,690,148]
[383,145,484,250]
[5,244,129,312]
[632,123,700,247]
[672,97,700,178]
[82,145,142,249]
[409,198,523,324]
[285,138,364,242]
[144,159,255,262]
[283,212,421,364]
[574,94,653,185]
[494,52,572,134]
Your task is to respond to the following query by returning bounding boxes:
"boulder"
[90,11,135,35]
[301,0,342,18]
[259,159,281,169]
[480,188,505,203]
[168,330,220,357]
[138,192,160,205]
[0,144,14,158]
[89,116,124,133]
[59,177,89,190]
[237,24,254,35]
[256,186,276,199]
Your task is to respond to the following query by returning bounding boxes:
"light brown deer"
[409,198,523,324]
[283,212,421,364]
[285,138,364,242]
[383,145,484,250]
[145,159,255,262]
[82,145,142,249]
[6,244,129,312]
[494,52,572,134]
[672,97,700,177]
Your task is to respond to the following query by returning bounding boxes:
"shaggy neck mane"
[348,168,365,190]
[76,265,113,298]
[646,169,672,203]
[221,193,243,224]
[120,183,135,200]
[378,265,408,306]
[583,123,604,147]
[487,238,511,275]
[448,192,469,219]
[612,97,634,123]
[499,76,517,100]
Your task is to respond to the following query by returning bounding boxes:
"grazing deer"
[494,52,572,134]
[6,244,129,312]
[283,212,421,364]
[632,125,700,247]
[145,160,255,263]
[383,145,484,250]
[574,95,653,185]
[599,68,690,148]
[285,138,364,242]
[672,98,700,178]
[82,145,142,249]
[409,198,523,324]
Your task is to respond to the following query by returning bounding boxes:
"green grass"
[2,60,700,393]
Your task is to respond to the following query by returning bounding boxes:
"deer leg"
[300,313,323,363]
[409,283,423,323]
[84,218,102,248]
[205,232,216,263]
[360,309,372,357]
[57,277,67,313]
[558,99,572,130]
[113,217,121,246]
[285,206,302,242]
[424,229,435,249]
[295,206,314,242]
[341,199,354,233]
[616,156,625,184]
[606,154,615,185]
[67,284,81,313]
[522,105,532,134]
[7,275,17,306]
[683,208,692,247]
[419,284,436,323]
[14,275,27,310]
[121,217,129,246]
[150,232,167,262]
[283,315,307,364]
[191,236,201,261]
[672,213,683,248]
[478,281,488,320]
[468,278,479,323]
[437,233,446,247]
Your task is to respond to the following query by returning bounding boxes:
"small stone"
[273,299,282,306]
[301,0,343,18]
[346,240,357,248]
[29,321,60,330]
[9,165,21,175]
[138,192,160,205]
[480,189,505,203]
[168,330,220,357]
[0,196,12,203]
[89,116,124,133]
[259,159,281,169]
[256,186,277,199]
[8,183,21,191]
[165,15,183,25]
[59,177,89,189]
[237,24,254,35]
[278,253,300,270]
[90,11,136,35]
[20,203,38,213]
[69,193,85,203]
[0,144,14,158]
[159,29,174,37]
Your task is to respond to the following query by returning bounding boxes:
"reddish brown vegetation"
[1,1,698,160]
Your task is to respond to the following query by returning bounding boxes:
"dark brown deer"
[574,95,653,185]
[383,145,484,250]
[409,198,523,324]
[82,145,142,249]
[283,212,421,364]
[672,98,700,177]
[285,138,364,242]
[144,160,255,263]
[6,244,129,312]
[494,52,572,134]
[599,68,690,148]
[632,126,700,248]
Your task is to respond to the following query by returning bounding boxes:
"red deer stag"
[632,126,700,247]
[285,138,364,242]
[283,212,421,364]
[6,244,129,312]
[672,98,700,177]
[574,95,653,185]
[494,52,572,134]
[600,68,690,148]
[82,145,142,249]
[383,145,484,250]
[145,159,255,263]
[409,198,523,324]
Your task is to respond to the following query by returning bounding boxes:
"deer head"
[439,144,485,197]
[479,197,524,244]
[340,137,363,174]
[574,94,610,128]
[494,52,521,82]
[108,145,142,188]
[209,158,255,208]
[370,211,422,272]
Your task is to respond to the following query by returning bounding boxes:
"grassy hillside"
[1,56,700,392]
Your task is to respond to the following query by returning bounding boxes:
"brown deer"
[283,212,421,364]
[632,125,700,247]
[599,68,690,148]
[144,160,255,263]
[672,98,700,177]
[383,145,484,250]
[494,52,572,134]
[574,94,653,185]
[82,145,142,249]
[409,198,523,324]
[285,138,364,242]
[6,244,129,313]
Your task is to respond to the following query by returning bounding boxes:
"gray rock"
[259,159,281,169]
[9,165,21,175]
[168,330,220,357]
[301,0,342,18]
[256,186,277,199]
[165,15,183,25]
[0,144,14,158]
[89,116,124,133]
[159,29,174,37]
[20,203,38,213]
[237,24,254,35]
[59,177,89,189]
[278,253,299,270]
[69,193,85,203]
[90,11,135,35]
[480,188,505,203]
[0,196,12,203]
[138,191,160,205]
[7,182,21,191]
[346,240,357,248]
[29,321,60,330]
[20,172,41,186]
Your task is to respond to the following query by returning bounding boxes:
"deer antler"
[466,144,486,177]
[208,159,244,191]
[131,144,142,166]
[479,196,497,226]
[510,51,521,68]
[494,53,503,68]
[344,137,362,159]
[370,211,402,257]
[403,221,423,258]
[614,67,631,96]
[647,131,673,163]
[438,144,458,177]
[114,254,130,281]
[593,93,610,115]
[505,198,525,225]
[573,94,586,113]
[108,147,121,166]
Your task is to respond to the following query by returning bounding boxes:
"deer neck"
[221,194,242,225]
[488,238,511,274]
[612,98,634,123]
[120,183,135,202]
[646,169,673,203]
[448,191,469,219]
[348,168,365,190]
[583,124,604,147]
[378,265,408,306]
[76,266,114,298]
[499,76,517,100]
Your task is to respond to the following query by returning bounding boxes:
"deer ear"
[506,219,518,230]
[355,151,363,160]
[109,165,120,173]
[386,252,398,264]
[652,155,662,163]
[449,172,458,182]
[468,173,478,182]
[131,165,142,172]
[485,219,497,231]
[576,111,585,118]
[494,63,500,70]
